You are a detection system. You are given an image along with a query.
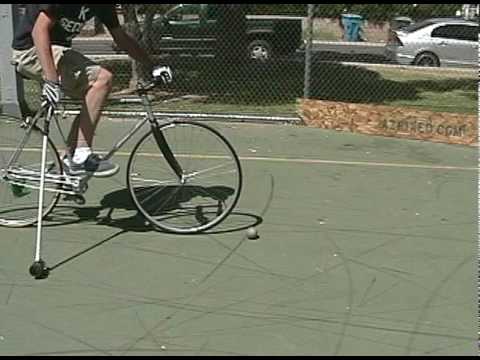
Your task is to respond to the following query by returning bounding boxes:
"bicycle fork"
[29,103,53,280]
[152,125,184,181]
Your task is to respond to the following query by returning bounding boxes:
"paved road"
[72,37,389,63]
[312,40,386,57]
[0,119,477,356]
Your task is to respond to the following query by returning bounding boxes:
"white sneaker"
[63,154,119,178]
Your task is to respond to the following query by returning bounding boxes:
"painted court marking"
[0,147,476,172]
[114,151,478,172]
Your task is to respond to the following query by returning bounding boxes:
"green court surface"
[0,119,477,356]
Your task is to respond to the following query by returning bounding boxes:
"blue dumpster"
[341,14,364,42]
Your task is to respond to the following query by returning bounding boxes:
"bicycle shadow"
[46,187,262,275]
[51,187,262,234]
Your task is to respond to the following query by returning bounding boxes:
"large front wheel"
[127,121,242,234]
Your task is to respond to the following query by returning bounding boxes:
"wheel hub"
[251,47,268,61]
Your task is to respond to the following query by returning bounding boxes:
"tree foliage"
[115,3,463,89]
[248,4,461,22]
[118,4,462,22]
[118,4,176,88]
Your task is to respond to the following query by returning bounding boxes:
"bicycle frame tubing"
[87,85,184,180]
[7,84,185,182]
[101,87,157,160]
[6,101,50,170]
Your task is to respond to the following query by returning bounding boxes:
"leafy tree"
[119,4,176,89]
[247,4,460,21]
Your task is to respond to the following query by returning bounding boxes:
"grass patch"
[387,90,477,114]
[14,59,478,117]
[373,67,477,114]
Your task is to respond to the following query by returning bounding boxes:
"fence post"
[0,4,25,117]
[303,4,314,99]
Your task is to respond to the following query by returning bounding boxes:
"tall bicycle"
[0,79,243,279]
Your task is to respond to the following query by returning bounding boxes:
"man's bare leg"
[67,68,113,156]
[64,68,119,177]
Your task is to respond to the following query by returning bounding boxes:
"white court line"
[236,156,478,172]
[115,151,478,172]
[1,147,476,172]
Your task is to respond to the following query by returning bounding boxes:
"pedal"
[63,194,86,205]
[10,184,31,198]
[20,117,33,129]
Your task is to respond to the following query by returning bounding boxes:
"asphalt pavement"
[72,37,390,64]
[0,119,477,356]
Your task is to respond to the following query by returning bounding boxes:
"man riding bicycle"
[11,4,173,178]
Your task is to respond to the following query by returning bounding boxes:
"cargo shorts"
[12,45,102,99]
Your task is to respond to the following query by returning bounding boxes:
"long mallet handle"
[34,104,53,263]
[34,126,49,262]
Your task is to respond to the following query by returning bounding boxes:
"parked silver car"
[385,18,479,68]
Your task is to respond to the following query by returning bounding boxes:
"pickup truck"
[119,4,304,62]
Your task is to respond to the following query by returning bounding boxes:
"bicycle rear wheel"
[127,121,242,234]
[0,116,61,227]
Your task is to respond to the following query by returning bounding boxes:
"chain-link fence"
[8,4,480,123]
[304,4,478,114]
[102,4,306,118]
[301,4,478,146]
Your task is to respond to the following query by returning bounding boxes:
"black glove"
[152,65,173,85]
[42,80,62,107]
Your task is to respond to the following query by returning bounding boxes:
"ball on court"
[246,227,259,240]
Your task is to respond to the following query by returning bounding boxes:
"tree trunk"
[121,4,175,90]
[122,4,141,89]
[142,10,154,52]
[215,5,248,81]
[139,9,155,81]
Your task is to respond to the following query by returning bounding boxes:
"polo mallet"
[29,101,53,280]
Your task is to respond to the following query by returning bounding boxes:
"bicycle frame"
[3,82,242,279]
[100,91,158,162]
[101,85,184,181]
[4,101,49,171]
[5,83,185,197]
[6,83,189,279]
[2,101,83,196]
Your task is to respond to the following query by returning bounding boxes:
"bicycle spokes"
[128,121,242,234]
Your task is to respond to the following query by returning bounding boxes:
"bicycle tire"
[0,116,62,227]
[127,120,242,234]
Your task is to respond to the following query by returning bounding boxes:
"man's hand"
[42,80,62,107]
[152,65,173,85]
